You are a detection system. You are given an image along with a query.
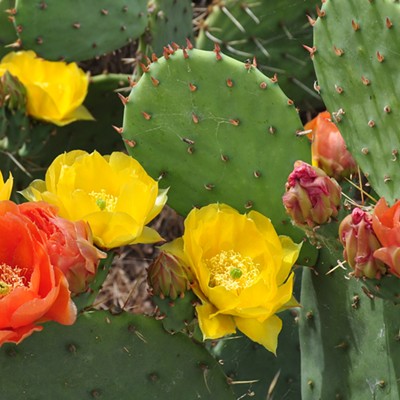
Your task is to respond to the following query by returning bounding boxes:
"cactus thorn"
[100,9,109,15]
[185,38,194,49]
[127,77,137,87]
[303,44,316,59]
[189,83,197,92]
[167,44,174,53]
[39,1,47,9]
[368,120,375,128]
[139,63,150,73]
[150,76,159,87]
[213,43,222,60]
[376,51,385,62]
[306,15,316,26]
[244,201,253,209]
[226,78,233,87]
[333,46,344,56]
[5,8,17,15]
[229,119,240,126]
[271,73,278,83]
[392,149,398,161]
[171,42,180,50]
[182,48,189,59]
[204,183,215,191]
[151,53,158,62]
[384,105,391,113]
[182,138,195,145]
[6,38,22,48]
[72,22,81,29]
[361,76,370,85]
[144,56,151,66]
[221,154,229,162]
[269,126,276,134]
[386,17,393,29]
[142,111,152,120]
[187,146,194,154]
[334,84,344,94]
[384,175,392,183]
[361,147,369,155]
[36,36,43,45]
[259,82,267,89]
[117,93,129,106]
[287,99,294,105]
[316,5,325,17]
[351,20,360,31]
[192,113,199,124]
[112,125,124,135]
[253,171,261,178]
[163,47,171,60]
[124,138,136,148]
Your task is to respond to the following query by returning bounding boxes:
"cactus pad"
[13,0,148,61]
[122,46,316,263]
[312,0,400,203]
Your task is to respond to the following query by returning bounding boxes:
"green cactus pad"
[0,0,17,58]
[122,47,317,264]
[312,0,400,204]
[13,0,148,62]
[300,246,400,399]
[145,0,193,55]
[196,0,321,108]
[208,308,301,399]
[0,311,235,399]
[360,274,400,304]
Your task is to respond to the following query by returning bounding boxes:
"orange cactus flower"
[19,202,106,294]
[305,111,357,181]
[372,198,400,277]
[0,201,76,346]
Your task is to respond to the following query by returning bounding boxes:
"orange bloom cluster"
[0,201,104,346]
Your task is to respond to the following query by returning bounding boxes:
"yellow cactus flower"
[0,51,93,126]
[162,203,301,354]
[0,171,13,200]
[21,150,168,249]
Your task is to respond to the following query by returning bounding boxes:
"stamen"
[0,263,28,297]
[206,250,260,292]
[89,189,118,212]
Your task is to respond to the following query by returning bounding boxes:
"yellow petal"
[144,188,169,224]
[0,172,13,200]
[52,105,94,127]
[196,302,236,340]
[234,314,282,354]
[132,226,164,245]
[276,236,302,285]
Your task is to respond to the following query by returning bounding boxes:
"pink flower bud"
[283,161,341,228]
[19,201,106,294]
[305,111,357,181]
[339,208,386,279]
[372,198,400,277]
[147,252,190,300]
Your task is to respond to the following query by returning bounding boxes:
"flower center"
[0,263,28,297]
[89,189,117,212]
[206,250,260,292]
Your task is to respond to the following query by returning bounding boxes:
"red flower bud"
[372,198,400,277]
[305,111,357,181]
[283,161,341,228]
[147,252,190,300]
[339,208,386,278]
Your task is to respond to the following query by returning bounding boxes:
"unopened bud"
[339,208,386,279]
[147,252,190,300]
[305,111,357,181]
[283,161,341,228]
[0,71,26,110]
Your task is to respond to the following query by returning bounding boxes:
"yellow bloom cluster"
[21,150,168,249]
[0,51,93,126]
[163,203,301,354]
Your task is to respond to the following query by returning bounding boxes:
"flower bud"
[283,161,341,228]
[305,111,357,181]
[147,252,190,300]
[339,208,386,279]
[0,71,26,110]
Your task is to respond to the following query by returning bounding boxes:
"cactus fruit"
[12,0,148,62]
[196,0,322,108]
[0,311,235,399]
[122,46,318,265]
[312,0,400,203]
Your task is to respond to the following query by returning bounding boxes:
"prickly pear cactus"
[144,0,193,55]
[122,46,317,265]
[0,0,17,58]
[12,0,148,62]
[300,244,400,399]
[312,0,400,203]
[196,0,321,108]
[0,311,235,399]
